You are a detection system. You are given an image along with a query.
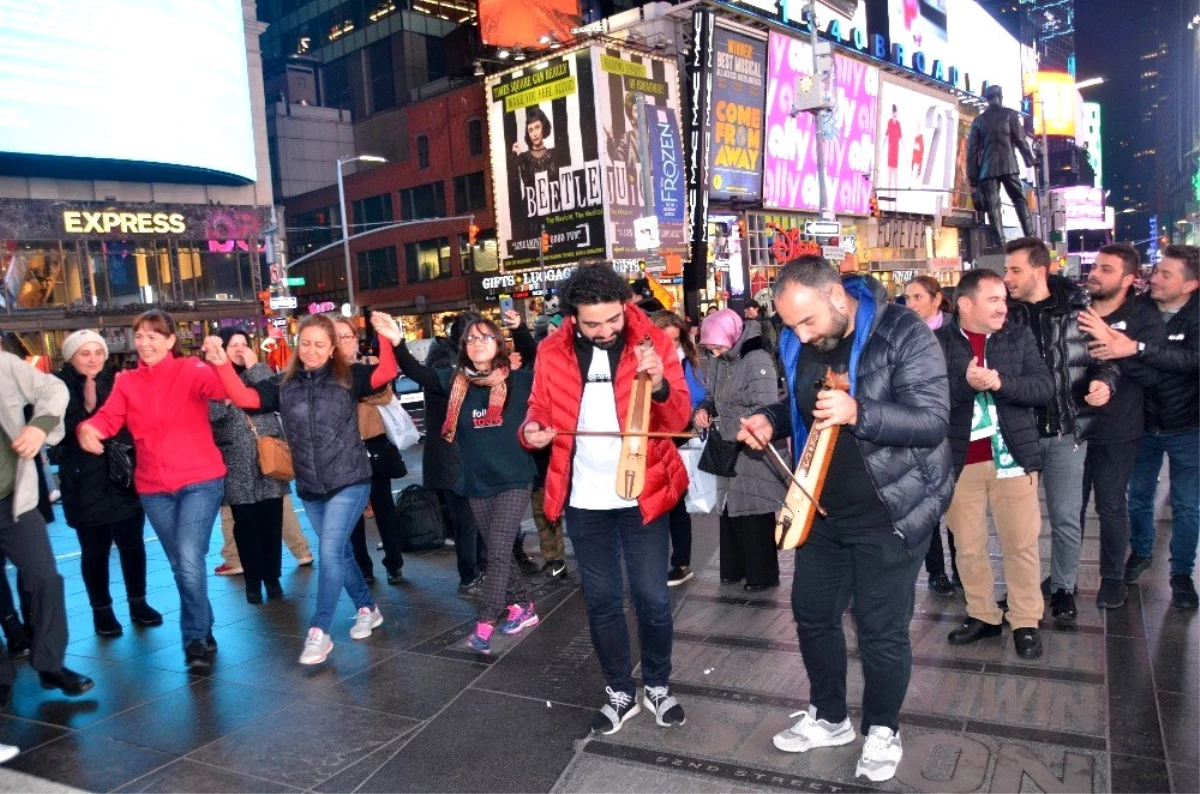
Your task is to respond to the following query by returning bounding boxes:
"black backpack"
[396,484,445,551]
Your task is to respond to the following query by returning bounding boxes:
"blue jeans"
[1128,429,1200,577]
[1039,436,1087,591]
[565,506,673,695]
[140,478,224,644]
[302,483,373,633]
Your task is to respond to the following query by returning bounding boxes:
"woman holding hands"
[202,311,403,665]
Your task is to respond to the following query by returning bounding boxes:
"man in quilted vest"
[521,262,692,736]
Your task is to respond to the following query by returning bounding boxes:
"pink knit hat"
[700,309,743,349]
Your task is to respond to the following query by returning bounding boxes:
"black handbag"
[367,438,408,479]
[697,426,740,477]
[104,435,136,491]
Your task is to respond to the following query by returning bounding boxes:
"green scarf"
[970,392,1026,479]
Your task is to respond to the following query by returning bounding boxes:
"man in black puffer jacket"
[739,260,952,783]
[1003,237,1119,623]
[1088,244,1199,609]
[937,270,1054,659]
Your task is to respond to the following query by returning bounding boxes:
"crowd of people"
[0,241,1194,779]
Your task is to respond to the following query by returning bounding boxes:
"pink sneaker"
[499,602,539,635]
[467,621,494,653]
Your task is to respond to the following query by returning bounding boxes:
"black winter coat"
[1006,275,1120,441]
[55,364,143,529]
[936,321,1055,477]
[1141,291,1199,433]
[763,275,954,550]
[1088,290,1165,445]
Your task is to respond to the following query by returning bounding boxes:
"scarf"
[441,366,510,443]
[970,391,1026,479]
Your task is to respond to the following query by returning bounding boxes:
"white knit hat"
[61,330,109,362]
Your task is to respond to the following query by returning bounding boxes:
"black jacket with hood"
[1140,290,1199,433]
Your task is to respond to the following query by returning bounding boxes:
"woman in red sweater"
[78,310,231,672]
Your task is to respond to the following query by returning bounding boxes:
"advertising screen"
[487,50,607,269]
[875,79,958,215]
[708,26,767,201]
[885,0,1023,106]
[0,0,256,183]
[593,48,687,260]
[477,0,580,50]
[763,32,879,216]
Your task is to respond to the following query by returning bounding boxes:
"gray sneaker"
[298,628,332,665]
[773,705,855,753]
[349,607,383,640]
[856,726,903,782]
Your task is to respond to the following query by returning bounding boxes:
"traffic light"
[258,290,272,317]
[869,195,880,217]
[540,230,550,254]
[468,223,480,246]
[736,217,747,239]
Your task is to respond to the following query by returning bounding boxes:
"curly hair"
[559,261,632,316]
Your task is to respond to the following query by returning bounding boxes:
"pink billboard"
[764,32,879,215]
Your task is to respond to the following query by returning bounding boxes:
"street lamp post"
[336,154,387,315]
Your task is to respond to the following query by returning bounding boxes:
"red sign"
[767,223,822,265]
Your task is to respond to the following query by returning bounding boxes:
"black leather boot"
[1,615,30,660]
[128,597,163,626]
[93,606,123,637]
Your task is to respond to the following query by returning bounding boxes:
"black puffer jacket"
[55,364,143,529]
[1141,290,1199,433]
[1006,275,1120,441]
[936,320,1055,476]
[763,275,954,550]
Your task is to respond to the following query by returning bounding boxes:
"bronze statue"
[966,85,1036,248]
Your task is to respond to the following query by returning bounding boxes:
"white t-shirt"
[569,351,638,510]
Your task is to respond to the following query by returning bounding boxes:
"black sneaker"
[1012,628,1043,659]
[543,559,568,578]
[386,568,404,585]
[128,597,164,626]
[667,566,694,587]
[643,686,686,727]
[591,686,640,735]
[927,574,955,597]
[1170,575,1199,610]
[1125,553,1152,584]
[947,617,1003,645]
[1,615,30,660]
[1050,589,1077,625]
[1096,578,1127,609]
[92,606,123,637]
[185,640,211,672]
[1042,575,1078,596]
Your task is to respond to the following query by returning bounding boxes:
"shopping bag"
[680,437,718,514]
[378,397,421,450]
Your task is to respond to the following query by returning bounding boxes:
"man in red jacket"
[522,262,691,735]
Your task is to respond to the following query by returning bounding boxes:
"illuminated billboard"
[477,0,580,50]
[1031,71,1078,137]
[707,26,767,201]
[0,0,257,184]
[764,31,879,216]
[486,50,607,269]
[876,78,958,215]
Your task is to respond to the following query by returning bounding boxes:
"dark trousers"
[443,489,486,585]
[75,513,148,608]
[979,173,1034,247]
[719,509,780,586]
[668,498,692,568]
[230,498,284,590]
[350,465,407,577]
[0,561,27,626]
[1081,440,1141,580]
[565,506,673,695]
[792,527,928,734]
[470,488,532,622]
[0,499,68,683]
[924,525,959,579]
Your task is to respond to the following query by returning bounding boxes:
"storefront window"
[1,240,72,311]
[403,237,451,283]
[196,248,244,302]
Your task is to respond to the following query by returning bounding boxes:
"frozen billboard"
[763,31,879,215]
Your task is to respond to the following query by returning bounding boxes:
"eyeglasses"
[465,334,497,345]
[337,334,357,341]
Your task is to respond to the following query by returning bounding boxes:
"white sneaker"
[298,627,332,665]
[856,725,903,782]
[349,606,383,640]
[772,705,856,753]
[0,743,18,763]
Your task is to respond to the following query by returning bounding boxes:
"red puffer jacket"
[82,354,229,495]
[521,305,691,524]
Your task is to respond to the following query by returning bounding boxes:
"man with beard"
[937,269,1053,659]
[1089,245,1199,609]
[1004,237,1118,625]
[521,262,692,735]
[1076,244,1165,609]
[737,257,952,782]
